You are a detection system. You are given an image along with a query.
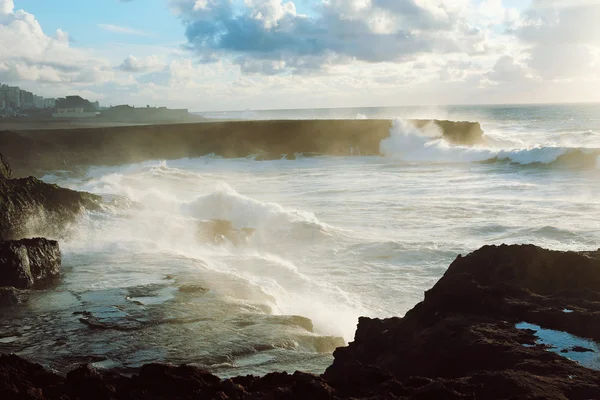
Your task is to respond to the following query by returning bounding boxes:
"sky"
[1,0,600,111]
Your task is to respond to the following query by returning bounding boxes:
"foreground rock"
[0,154,101,240]
[325,244,600,399]
[3,244,600,399]
[0,238,61,289]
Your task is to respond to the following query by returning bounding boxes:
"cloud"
[171,0,487,74]
[97,23,151,36]
[485,55,533,84]
[3,0,600,110]
[0,0,13,14]
[118,55,166,72]
[0,1,115,87]
[516,0,600,80]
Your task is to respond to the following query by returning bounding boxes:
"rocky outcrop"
[324,244,600,399]
[0,119,483,176]
[0,153,10,180]
[0,155,101,240]
[0,287,22,306]
[3,244,600,399]
[0,238,61,289]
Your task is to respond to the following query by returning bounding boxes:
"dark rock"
[0,354,65,399]
[0,154,101,240]
[0,287,22,306]
[178,284,208,294]
[2,244,600,399]
[66,365,116,400]
[325,244,600,399]
[0,153,10,180]
[0,238,61,289]
[571,346,595,353]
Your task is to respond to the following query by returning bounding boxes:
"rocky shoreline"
[2,244,600,399]
[0,119,483,177]
[0,154,100,304]
[0,153,101,241]
[2,151,600,399]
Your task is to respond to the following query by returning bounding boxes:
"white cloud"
[485,55,534,84]
[0,0,13,15]
[1,0,600,110]
[97,24,152,36]
[118,55,166,72]
[173,0,491,74]
[0,4,114,86]
[516,0,600,80]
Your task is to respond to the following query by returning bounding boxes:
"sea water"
[1,103,599,376]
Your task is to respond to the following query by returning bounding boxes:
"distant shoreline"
[0,115,208,131]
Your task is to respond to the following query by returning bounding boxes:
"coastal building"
[52,107,97,118]
[0,85,21,109]
[100,105,189,122]
[33,95,56,109]
[19,90,35,109]
[0,84,58,111]
[55,95,97,112]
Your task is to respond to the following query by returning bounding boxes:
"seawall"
[0,119,483,176]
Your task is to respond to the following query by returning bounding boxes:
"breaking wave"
[381,120,600,169]
[182,182,331,239]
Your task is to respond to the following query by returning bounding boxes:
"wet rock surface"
[3,244,600,399]
[0,153,11,180]
[0,153,101,240]
[0,287,22,306]
[0,238,61,289]
[324,244,600,399]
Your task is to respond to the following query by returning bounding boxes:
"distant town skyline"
[1,0,600,111]
[0,83,57,112]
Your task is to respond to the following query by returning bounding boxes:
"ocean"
[1,103,599,376]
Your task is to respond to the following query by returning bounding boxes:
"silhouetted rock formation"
[0,119,483,176]
[3,244,600,399]
[0,153,10,179]
[324,244,600,399]
[0,154,101,240]
[0,287,22,306]
[0,238,60,289]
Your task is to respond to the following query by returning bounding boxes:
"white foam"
[183,182,327,233]
[381,119,600,166]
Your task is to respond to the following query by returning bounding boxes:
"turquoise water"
[516,322,600,370]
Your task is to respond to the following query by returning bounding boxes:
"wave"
[182,182,330,238]
[381,120,600,169]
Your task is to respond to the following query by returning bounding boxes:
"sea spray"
[381,119,600,167]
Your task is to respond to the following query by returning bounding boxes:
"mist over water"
[3,104,600,377]
[381,119,600,167]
